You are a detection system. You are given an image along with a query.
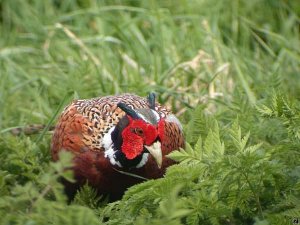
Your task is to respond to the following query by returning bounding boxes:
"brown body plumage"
[51,93,184,199]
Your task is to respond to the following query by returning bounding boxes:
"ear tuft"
[147,92,156,110]
[117,102,140,119]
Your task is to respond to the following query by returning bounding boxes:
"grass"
[0,0,300,224]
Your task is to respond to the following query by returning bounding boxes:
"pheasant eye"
[134,127,144,136]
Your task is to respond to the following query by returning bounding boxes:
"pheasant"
[51,93,185,200]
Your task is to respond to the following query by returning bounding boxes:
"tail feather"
[8,124,55,136]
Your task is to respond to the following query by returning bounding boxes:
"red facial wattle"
[121,131,144,159]
[158,120,165,142]
[121,117,158,159]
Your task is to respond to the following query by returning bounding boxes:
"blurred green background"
[0,0,299,129]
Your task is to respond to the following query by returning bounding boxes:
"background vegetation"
[0,0,299,224]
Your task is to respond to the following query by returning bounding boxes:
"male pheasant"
[51,93,184,199]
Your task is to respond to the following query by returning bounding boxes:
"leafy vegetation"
[0,0,299,224]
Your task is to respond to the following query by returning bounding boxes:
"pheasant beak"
[145,141,162,168]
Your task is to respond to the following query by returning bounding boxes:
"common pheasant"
[51,93,185,200]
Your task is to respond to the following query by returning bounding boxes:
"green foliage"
[0,0,299,225]
[0,150,100,225]
[100,104,299,225]
[257,92,300,141]
[73,184,108,209]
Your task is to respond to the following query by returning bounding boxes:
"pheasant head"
[103,93,170,169]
